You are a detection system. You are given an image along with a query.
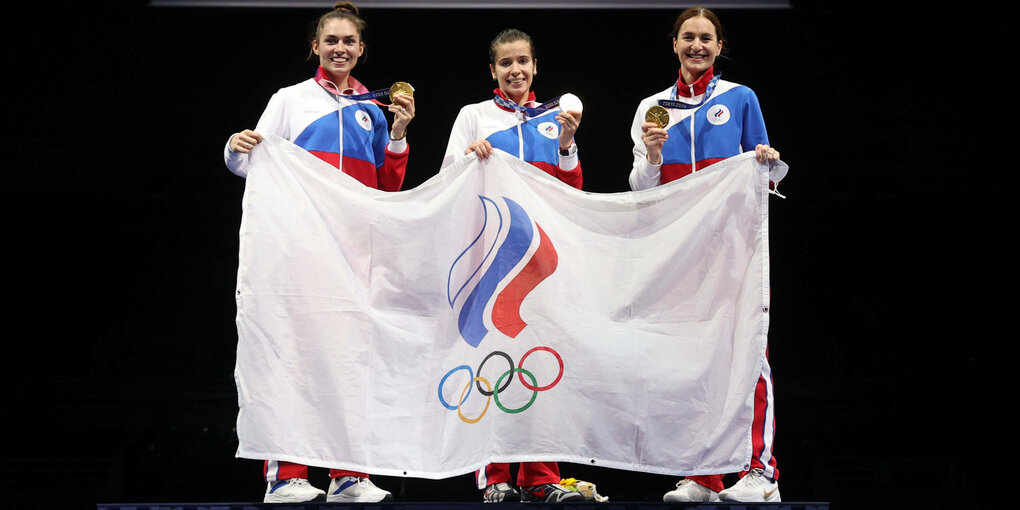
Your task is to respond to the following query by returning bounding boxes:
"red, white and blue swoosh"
[447,196,557,348]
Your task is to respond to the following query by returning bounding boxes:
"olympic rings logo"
[437,346,564,424]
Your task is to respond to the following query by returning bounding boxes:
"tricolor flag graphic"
[447,196,558,348]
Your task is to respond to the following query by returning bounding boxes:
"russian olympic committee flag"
[233,135,773,479]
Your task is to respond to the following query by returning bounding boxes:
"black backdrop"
[6,2,983,509]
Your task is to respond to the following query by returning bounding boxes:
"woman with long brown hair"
[224,2,414,503]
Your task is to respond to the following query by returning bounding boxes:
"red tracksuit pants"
[263,460,367,482]
[475,462,561,489]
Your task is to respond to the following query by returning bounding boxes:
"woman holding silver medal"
[442,28,583,190]
[628,6,785,504]
[223,1,413,504]
[442,28,588,504]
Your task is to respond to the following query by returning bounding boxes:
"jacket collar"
[315,66,369,96]
[492,88,538,112]
[676,67,715,98]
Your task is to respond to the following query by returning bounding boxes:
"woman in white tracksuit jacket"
[442,28,586,504]
[629,6,787,505]
[223,2,414,505]
[443,29,583,191]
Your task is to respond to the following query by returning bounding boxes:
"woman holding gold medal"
[223,1,413,504]
[629,7,784,188]
[442,29,587,504]
[628,6,785,504]
[225,1,414,191]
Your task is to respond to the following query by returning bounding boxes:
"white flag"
[234,135,771,479]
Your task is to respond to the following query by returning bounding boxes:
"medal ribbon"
[658,74,721,110]
[340,88,393,102]
[492,94,563,118]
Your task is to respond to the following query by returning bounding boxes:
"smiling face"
[312,18,364,86]
[673,15,723,84]
[490,39,537,105]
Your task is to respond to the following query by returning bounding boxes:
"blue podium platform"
[97,502,830,510]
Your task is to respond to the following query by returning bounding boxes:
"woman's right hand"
[230,129,263,154]
[641,122,668,165]
[465,139,494,160]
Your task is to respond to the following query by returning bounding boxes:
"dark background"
[6,2,983,509]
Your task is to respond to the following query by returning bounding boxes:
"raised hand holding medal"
[641,105,670,164]
[556,93,583,151]
[387,81,415,140]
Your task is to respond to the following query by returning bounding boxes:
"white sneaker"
[327,475,394,503]
[718,468,781,502]
[263,478,326,503]
[663,478,720,502]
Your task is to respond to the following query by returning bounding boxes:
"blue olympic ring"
[437,365,473,410]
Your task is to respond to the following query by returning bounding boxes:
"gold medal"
[645,105,669,129]
[389,81,415,102]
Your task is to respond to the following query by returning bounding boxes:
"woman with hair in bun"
[223,2,414,503]
[628,6,786,504]
[441,28,586,504]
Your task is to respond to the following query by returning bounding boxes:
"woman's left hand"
[755,144,780,164]
[389,94,415,139]
[556,110,582,150]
